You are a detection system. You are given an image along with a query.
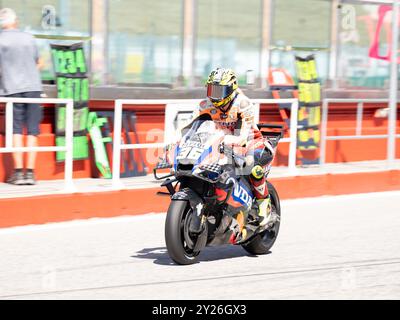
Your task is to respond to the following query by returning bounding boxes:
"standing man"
[0,8,43,185]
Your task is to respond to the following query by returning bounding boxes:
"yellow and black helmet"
[206,68,239,111]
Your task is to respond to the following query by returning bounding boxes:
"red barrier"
[0,170,399,229]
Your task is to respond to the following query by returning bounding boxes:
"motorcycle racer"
[187,67,276,243]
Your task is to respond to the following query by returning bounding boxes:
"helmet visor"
[207,84,233,100]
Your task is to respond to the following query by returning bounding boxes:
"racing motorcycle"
[154,117,282,265]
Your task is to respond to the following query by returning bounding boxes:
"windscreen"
[181,120,216,144]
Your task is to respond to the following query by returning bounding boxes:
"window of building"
[336,2,392,89]
[107,0,183,85]
[1,0,91,82]
[271,0,331,83]
[195,0,262,86]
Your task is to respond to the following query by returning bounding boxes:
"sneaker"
[7,171,25,185]
[24,171,37,185]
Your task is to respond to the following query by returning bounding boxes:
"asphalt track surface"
[0,191,400,300]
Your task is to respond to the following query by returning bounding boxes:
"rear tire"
[165,200,200,265]
[242,182,281,255]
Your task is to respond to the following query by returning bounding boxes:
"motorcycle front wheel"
[165,200,201,265]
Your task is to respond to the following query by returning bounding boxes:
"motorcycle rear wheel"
[241,182,281,255]
[165,200,201,265]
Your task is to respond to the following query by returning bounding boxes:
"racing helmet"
[206,68,239,112]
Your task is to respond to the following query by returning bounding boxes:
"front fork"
[189,202,207,234]
[188,202,209,252]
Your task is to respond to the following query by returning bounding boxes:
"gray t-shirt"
[0,29,42,95]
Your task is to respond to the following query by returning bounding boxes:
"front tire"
[242,182,281,255]
[165,200,200,265]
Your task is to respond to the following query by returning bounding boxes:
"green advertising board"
[51,43,89,161]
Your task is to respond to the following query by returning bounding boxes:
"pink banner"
[368,5,400,63]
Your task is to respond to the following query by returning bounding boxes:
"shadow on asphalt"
[132,245,267,266]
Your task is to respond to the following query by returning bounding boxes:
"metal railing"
[320,98,400,165]
[0,97,75,192]
[112,98,299,189]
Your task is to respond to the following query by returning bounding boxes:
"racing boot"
[250,165,272,227]
[256,196,272,227]
[229,211,249,244]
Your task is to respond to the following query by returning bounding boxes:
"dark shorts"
[7,91,43,136]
